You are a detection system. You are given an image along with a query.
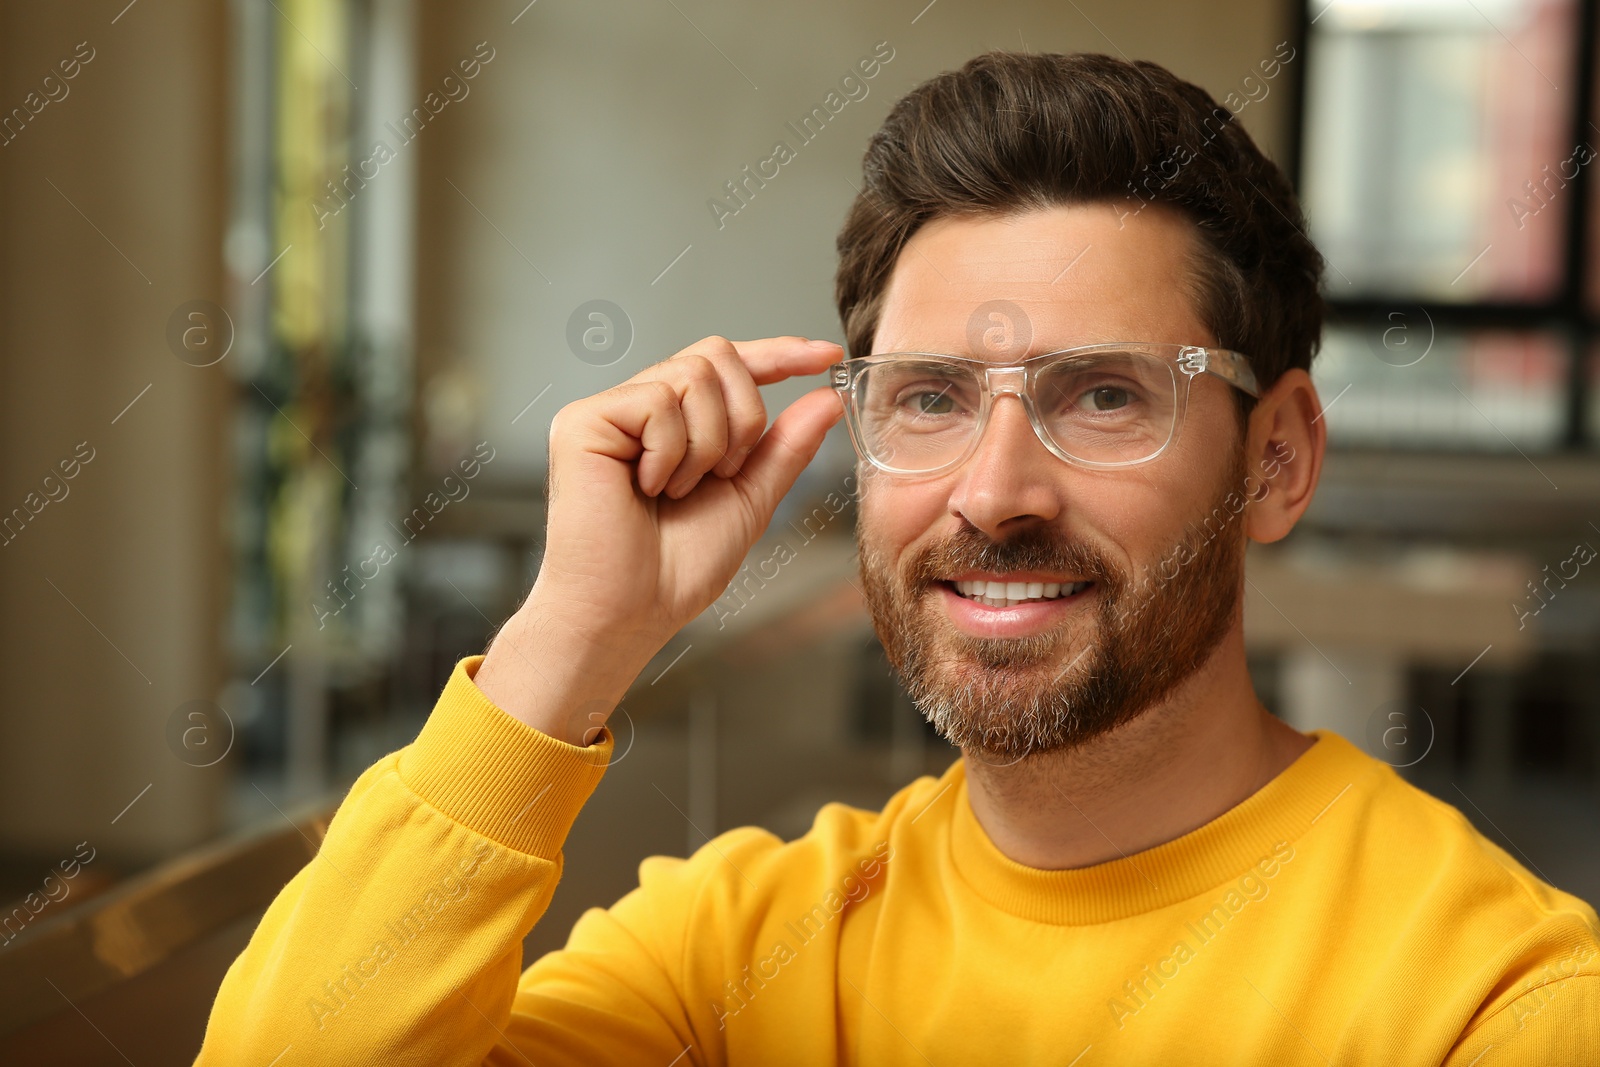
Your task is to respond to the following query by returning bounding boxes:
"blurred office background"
[1,0,1597,1059]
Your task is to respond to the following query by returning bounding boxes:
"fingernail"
[806,338,839,349]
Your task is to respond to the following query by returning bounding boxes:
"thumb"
[735,386,844,522]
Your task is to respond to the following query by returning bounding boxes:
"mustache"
[904,523,1125,596]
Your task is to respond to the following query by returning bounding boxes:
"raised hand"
[473,335,845,744]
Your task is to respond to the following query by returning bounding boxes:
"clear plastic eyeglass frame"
[828,342,1261,477]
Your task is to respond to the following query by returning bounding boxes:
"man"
[198,52,1600,1064]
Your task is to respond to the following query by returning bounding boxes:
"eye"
[1084,386,1130,411]
[892,381,966,416]
[910,389,956,415]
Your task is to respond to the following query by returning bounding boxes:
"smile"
[945,578,1094,609]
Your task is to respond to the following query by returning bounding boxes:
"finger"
[733,386,845,522]
[698,350,768,478]
[665,355,730,497]
[651,336,829,481]
[683,336,836,479]
[726,336,845,386]
[565,380,687,496]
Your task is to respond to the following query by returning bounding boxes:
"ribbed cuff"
[397,654,614,858]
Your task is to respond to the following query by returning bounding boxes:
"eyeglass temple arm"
[1180,347,1261,399]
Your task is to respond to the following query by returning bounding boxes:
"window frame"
[1285,0,1600,450]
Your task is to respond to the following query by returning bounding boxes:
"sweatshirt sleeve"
[1440,923,1600,1067]
[193,654,701,1066]
[1440,975,1600,1065]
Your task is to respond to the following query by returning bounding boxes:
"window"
[1296,0,1596,448]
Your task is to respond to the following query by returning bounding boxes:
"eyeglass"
[829,343,1260,476]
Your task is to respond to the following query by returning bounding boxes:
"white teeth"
[952,579,1088,605]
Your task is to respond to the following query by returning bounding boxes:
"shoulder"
[1312,733,1600,1047]
[1443,972,1600,1066]
[1360,754,1596,933]
[1313,733,1595,926]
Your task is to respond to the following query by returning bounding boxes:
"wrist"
[474,601,662,745]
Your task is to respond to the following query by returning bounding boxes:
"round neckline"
[946,730,1373,925]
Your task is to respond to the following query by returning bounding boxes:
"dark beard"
[857,448,1249,764]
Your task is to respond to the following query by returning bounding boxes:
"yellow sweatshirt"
[196,655,1600,1065]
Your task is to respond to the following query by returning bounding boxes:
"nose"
[947,393,1063,538]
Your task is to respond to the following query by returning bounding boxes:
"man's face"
[855,202,1252,764]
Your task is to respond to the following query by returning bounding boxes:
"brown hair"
[834,50,1325,422]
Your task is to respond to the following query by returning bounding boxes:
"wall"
[410,0,1297,488]
[0,0,229,868]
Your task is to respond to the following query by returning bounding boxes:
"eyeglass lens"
[853,350,1180,471]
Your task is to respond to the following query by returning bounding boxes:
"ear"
[1242,368,1325,544]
